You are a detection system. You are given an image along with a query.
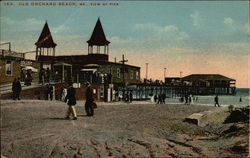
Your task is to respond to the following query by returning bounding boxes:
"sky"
[0,1,249,88]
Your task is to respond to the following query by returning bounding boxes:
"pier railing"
[117,84,236,100]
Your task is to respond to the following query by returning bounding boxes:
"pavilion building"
[35,18,140,101]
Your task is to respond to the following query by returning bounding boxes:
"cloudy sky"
[1,1,249,87]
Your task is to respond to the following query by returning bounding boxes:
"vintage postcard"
[0,0,249,157]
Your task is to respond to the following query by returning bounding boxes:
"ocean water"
[153,88,249,107]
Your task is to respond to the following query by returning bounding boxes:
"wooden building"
[0,49,40,85]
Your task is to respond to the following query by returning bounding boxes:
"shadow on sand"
[47,117,69,120]
[46,115,90,120]
[77,114,90,117]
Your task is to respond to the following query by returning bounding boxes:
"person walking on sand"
[65,82,77,120]
[16,77,22,100]
[214,95,220,107]
[12,78,17,100]
[85,82,94,116]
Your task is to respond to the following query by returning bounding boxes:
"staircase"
[0,82,42,95]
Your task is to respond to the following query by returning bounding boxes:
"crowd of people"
[154,94,166,104]
[152,93,221,107]
[123,92,133,103]
[179,94,198,105]
[24,70,33,86]
[39,68,51,85]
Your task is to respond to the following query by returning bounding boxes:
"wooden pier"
[117,83,236,100]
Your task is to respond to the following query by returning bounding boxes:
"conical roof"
[87,18,110,46]
[35,21,57,48]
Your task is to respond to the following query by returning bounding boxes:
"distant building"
[165,77,181,85]
[181,74,236,88]
[181,74,236,95]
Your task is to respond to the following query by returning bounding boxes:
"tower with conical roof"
[87,18,110,55]
[35,21,57,59]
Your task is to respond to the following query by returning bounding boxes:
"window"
[117,68,120,78]
[100,85,104,98]
[136,71,139,80]
[130,70,134,79]
[113,69,116,76]
[124,73,127,79]
[5,60,13,76]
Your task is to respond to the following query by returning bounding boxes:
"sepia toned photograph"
[0,0,249,157]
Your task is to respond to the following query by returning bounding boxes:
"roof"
[182,74,235,81]
[0,55,37,62]
[99,61,140,69]
[87,18,110,46]
[35,21,57,48]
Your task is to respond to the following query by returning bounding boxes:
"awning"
[22,66,38,72]
[83,64,100,68]
[80,68,97,73]
[54,62,72,66]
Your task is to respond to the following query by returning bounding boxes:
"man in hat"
[65,82,77,120]
[16,77,22,100]
[85,82,94,116]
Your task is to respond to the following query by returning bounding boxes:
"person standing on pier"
[162,93,166,104]
[65,82,77,120]
[214,95,220,107]
[239,97,242,102]
[184,94,189,105]
[85,82,94,116]
[154,94,158,103]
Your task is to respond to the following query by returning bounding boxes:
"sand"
[0,100,248,157]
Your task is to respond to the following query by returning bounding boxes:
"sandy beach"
[0,100,248,158]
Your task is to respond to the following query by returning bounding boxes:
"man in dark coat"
[65,82,77,120]
[154,94,158,103]
[16,78,22,100]
[12,78,17,100]
[85,82,94,116]
[162,93,166,104]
